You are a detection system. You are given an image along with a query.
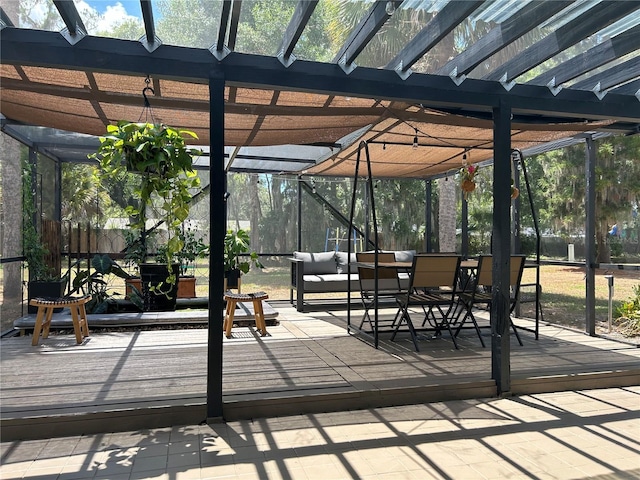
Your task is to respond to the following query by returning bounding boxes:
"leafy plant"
[90,122,201,290]
[22,156,58,281]
[614,284,640,337]
[156,226,208,275]
[123,229,157,273]
[68,254,141,313]
[224,228,262,274]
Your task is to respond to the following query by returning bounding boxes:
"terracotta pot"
[177,276,197,298]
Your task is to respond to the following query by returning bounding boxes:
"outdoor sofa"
[289,250,415,312]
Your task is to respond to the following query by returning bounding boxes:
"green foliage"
[224,229,262,275]
[156,227,208,275]
[614,285,640,337]
[69,254,134,314]
[90,122,201,288]
[22,156,57,281]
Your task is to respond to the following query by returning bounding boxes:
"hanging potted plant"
[460,164,478,200]
[224,228,262,291]
[90,121,201,311]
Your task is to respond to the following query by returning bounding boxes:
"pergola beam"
[2,28,638,122]
[386,0,483,77]
[227,0,242,51]
[277,0,318,66]
[529,24,640,88]
[215,0,232,55]
[436,1,572,78]
[0,7,14,27]
[140,0,156,46]
[52,0,86,37]
[572,56,640,92]
[333,1,400,71]
[483,1,640,83]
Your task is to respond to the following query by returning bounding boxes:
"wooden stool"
[224,291,268,338]
[29,295,91,346]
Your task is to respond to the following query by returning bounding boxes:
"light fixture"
[383,142,386,150]
[385,1,396,15]
[311,179,316,194]
[223,192,230,201]
[412,128,418,149]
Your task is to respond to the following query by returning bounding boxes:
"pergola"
[1,0,639,420]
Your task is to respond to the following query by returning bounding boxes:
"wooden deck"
[2,301,639,441]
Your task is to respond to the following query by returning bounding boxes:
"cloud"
[76,1,141,32]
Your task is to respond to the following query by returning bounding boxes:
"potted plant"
[91,121,201,311]
[223,228,262,290]
[156,226,208,298]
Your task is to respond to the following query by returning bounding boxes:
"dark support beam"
[572,56,640,92]
[425,180,432,252]
[585,135,597,337]
[333,1,400,71]
[484,1,640,84]
[437,1,571,78]
[2,29,639,121]
[52,1,86,36]
[0,7,15,27]
[207,70,225,422]
[277,0,318,66]
[297,178,302,250]
[227,0,242,51]
[140,0,155,44]
[386,1,483,77]
[529,24,640,88]
[461,190,469,258]
[610,79,640,96]
[491,101,512,395]
[216,0,232,54]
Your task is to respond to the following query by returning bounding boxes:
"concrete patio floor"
[1,386,639,479]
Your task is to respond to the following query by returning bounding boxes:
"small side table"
[223,291,268,338]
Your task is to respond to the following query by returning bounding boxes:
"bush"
[614,284,640,337]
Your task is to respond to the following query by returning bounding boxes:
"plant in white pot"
[91,121,201,311]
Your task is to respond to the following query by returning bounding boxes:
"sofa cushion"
[364,249,417,263]
[392,250,416,263]
[293,251,338,275]
[335,251,357,274]
[302,273,360,292]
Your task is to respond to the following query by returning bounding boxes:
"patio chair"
[391,254,462,351]
[356,252,404,332]
[454,255,526,347]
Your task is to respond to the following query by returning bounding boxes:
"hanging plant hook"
[139,75,156,124]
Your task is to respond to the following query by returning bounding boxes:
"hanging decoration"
[511,180,519,200]
[511,155,520,200]
[459,151,477,200]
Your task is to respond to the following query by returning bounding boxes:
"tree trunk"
[1,132,24,330]
[438,177,457,253]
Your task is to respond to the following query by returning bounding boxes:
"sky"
[80,1,142,31]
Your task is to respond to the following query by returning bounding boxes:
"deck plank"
[2,303,639,438]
